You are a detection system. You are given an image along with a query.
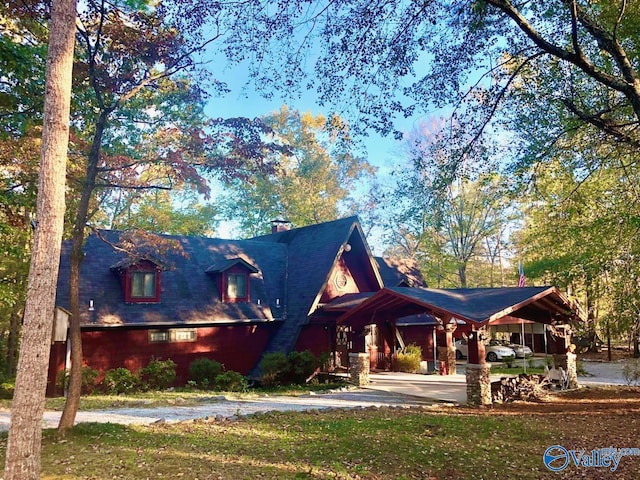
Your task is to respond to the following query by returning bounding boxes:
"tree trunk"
[458,264,467,288]
[58,109,109,432]
[5,309,22,376]
[3,0,76,478]
[634,317,640,358]
[606,317,612,362]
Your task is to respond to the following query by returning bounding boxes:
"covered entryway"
[326,286,585,405]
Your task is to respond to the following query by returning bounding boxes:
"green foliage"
[501,355,516,368]
[286,350,317,384]
[140,358,177,391]
[259,350,318,387]
[188,358,224,389]
[214,371,248,392]
[318,352,332,371]
[102,368,140,395]
[259,352,290,387]
[393,344,422,373]
[0,379,14,399]
[220,106,377,236]
[622,360,640,386]
[386,123,517,288]
[57,367,100,395]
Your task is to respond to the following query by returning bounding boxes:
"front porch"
[323,286,585,405]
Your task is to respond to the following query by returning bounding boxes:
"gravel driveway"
[0,388,438,431]
[0,359,631,431]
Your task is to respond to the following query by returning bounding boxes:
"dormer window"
[206,257,259,304]
[226,273,247,300]
[131,271,157,299]
[111,258,162,304]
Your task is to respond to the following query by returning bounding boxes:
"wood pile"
[491,373,549,403]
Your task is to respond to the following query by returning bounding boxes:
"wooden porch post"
[437,315,456,375]
[466,328,486,365]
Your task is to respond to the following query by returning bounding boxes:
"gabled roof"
[56,216,384,338]
[375,257,425,287]
[333,286,584,330]
[205,257,259,274]
[109,257,166,271]
[249,215,383,354]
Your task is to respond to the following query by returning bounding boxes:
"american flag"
[518,261,526,287]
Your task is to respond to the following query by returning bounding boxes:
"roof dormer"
[206,257,259,303]
[110,258,164,304]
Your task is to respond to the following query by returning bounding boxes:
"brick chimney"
[270,218,291,233]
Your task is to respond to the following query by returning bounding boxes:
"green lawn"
[0,406,575,479]
[2,387,638,479]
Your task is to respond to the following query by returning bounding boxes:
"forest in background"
[3,0,640,387]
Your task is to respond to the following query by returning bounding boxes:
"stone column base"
[348,352,370,386]
[466,363,492,406]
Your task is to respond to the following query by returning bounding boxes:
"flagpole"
[518,260,526,372]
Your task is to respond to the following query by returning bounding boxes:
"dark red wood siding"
[296,324,333,358]
[47,323,278,394]
[398,325,435,361]
[47,342,67,397]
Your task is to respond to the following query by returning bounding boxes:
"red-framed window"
[223,271,249,303]
[123,262,161,303]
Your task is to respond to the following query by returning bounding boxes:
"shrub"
[287,350,317,384]
[188,358,223,389]
[623,359,640,386]
[501,355,516,368]
[393,344,422,373]
[215,371,248,392]
[260,351,320,386]
[0,380,14,399]
[102,368,140,395]
[57,366,100,395]
[259,352,290,387]
[318,352,332,371]
[141,358,176,391]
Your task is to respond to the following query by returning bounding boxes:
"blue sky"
[205,80,409,178]
[198,56,445,253]
[199,50,449,175]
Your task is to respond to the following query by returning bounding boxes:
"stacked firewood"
[491,373,548,403]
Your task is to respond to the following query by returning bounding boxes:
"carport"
[328,286,584,405]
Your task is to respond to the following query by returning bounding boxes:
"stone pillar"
[466,363,492,406]
[554,352,579,389]
[437,346,457,375]
[348,352,370,386]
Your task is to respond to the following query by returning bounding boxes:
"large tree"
[385,120,516,288]
[164,1,640,171]
[515,151,640,353]
[57,0,287,431]
[103,187,219,236]
[221,106,376,236]
[3,0,76,477]
[3,0,287,432]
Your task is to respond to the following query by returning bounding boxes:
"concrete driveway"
[365,371,470,403]
[364,359,630,403]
